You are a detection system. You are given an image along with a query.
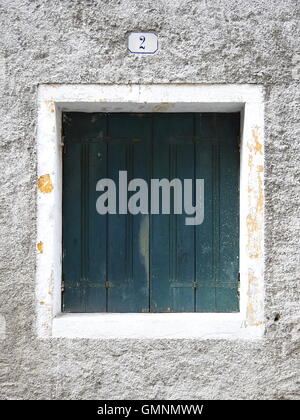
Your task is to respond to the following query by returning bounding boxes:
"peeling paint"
[246,270,263,327]
[38,174,53,193]
[252,127,263,154]
[37,241,43,254]
[246,215,258,233]
[45,100,55,113]
[248,154,254,168]
[247,126,262,155]
[256,172,264,213]
[247,213,262,258]
[246,127,264,261]
[245,125,264,327]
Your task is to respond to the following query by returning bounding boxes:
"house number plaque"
[128,32,158,54]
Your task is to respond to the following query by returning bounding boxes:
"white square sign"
[128,32,158,54]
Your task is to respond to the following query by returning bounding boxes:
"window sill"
[52,313,264,340]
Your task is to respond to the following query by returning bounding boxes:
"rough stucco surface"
[0,0,299,400]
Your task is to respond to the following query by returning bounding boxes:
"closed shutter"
[62,112,239,312]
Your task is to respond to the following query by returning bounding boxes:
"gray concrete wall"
[0,0,299,399]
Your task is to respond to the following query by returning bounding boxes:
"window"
[36,84,264,339]
[62,112,240,313]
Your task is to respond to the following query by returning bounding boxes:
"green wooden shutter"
[62,112,239,313]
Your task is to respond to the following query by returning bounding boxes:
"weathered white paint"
[36,84,264,339]
[53,313,264,340]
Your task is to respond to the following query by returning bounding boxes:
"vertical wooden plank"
[150,115,171,312]
[85,140,107,312]
[105,135,128,311]
[62,137,84,312]
[195,114,215,311]
[212,140,221,310]
[107,114,151,312]
[151,114,194,312]
[174,136,195,312]
[195,113,239,312]
[132,136,151,312]
[216,114,240,312]
[62,113,107,312]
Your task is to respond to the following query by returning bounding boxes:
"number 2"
[139,36,145,49]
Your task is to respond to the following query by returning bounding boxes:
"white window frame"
[36,84,264,339]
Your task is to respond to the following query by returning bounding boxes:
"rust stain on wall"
[246,185,263,259]
[256,171,264,213]
[246,270,263,326]
[248,154,254,168]
[252,127,263,155]
[246,215,257,233]
[247,210,262,259]
[247,300,254,317]
[37,241,43,254]
[246,127,264,260]
[38,174,53,193]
